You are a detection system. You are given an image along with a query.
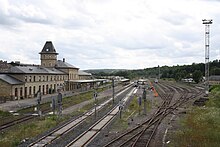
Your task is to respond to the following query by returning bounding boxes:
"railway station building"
[0,41,104,101]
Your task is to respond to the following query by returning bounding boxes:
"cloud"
[0,0,220,70]
[160,10,192,26]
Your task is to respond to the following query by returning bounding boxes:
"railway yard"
[0,79,210,147]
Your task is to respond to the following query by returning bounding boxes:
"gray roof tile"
[10,66,65,74]
[56,60,79,69]
[78,70,92,76]
[0,74,23,85]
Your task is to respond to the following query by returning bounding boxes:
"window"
[39,76,41,81]
[29,87,32,96]
[34,76,36,82]
[25,76,27,82]
[25,87,27,98]
[33,86,36,96]
[47,76,49,81]
[20,87,23,98]
[15,88,18,98]
[42,85,45,95]
[29,76,32,82]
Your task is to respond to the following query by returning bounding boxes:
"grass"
[0,87,109,147]
[0,115,66,147]
[0,110,15,125]
[17,86,108,114]
[0,110,12,118]
[170,85,220,147]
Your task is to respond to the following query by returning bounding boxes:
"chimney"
[63,58,65,62]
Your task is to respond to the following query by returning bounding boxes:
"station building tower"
[39,41,58,68]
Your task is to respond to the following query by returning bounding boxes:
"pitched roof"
[0,74,23,85]
[56,60,79,69]
[39,41,58,55]
[9,66,65,74]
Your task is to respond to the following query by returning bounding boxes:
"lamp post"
[202,19,213,96]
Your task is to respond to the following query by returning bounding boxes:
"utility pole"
[202,19,213,96]
[37,91,42,116]
[119,100,123,119]
[143,88,147,115]
[57,89,63,116]
[138,96,142,115]
[158,65,160,80]
[112,78,115,104]
[94,90,97,119]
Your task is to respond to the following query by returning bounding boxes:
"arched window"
[20,87,23,99]
[33,86,36,96]
[29,87,32,97]
[42,85,45,95]
[15,88,18,98]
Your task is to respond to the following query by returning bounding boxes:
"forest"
[88,59,220,83]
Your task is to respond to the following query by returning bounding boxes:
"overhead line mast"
[202,19,213,96]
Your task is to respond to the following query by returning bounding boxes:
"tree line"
[90,59,220,83]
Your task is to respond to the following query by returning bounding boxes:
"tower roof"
[39,41,58,55]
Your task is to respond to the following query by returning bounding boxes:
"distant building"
[0,41,96,101]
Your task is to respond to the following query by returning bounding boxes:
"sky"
[0,0,220,70]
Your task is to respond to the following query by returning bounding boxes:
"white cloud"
[0,0,220,69]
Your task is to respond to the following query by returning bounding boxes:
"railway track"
[28,85,134,147]
[65,87,136,147]
[0,115,36,131]
[0,108,51,132]
[103,81,202,147]
[0,85,128,132]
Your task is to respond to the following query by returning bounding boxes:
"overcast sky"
[0,0,220,70]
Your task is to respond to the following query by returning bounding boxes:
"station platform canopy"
[67,79,107,83]
[120,78,130,82]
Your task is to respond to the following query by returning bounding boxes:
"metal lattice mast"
[202,19,212,96]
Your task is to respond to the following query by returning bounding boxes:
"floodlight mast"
[202,19,212,96]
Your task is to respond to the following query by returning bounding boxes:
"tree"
[192,70,203,83]
[210,67,220,75]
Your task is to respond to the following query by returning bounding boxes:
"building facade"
[0,41,93,101]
